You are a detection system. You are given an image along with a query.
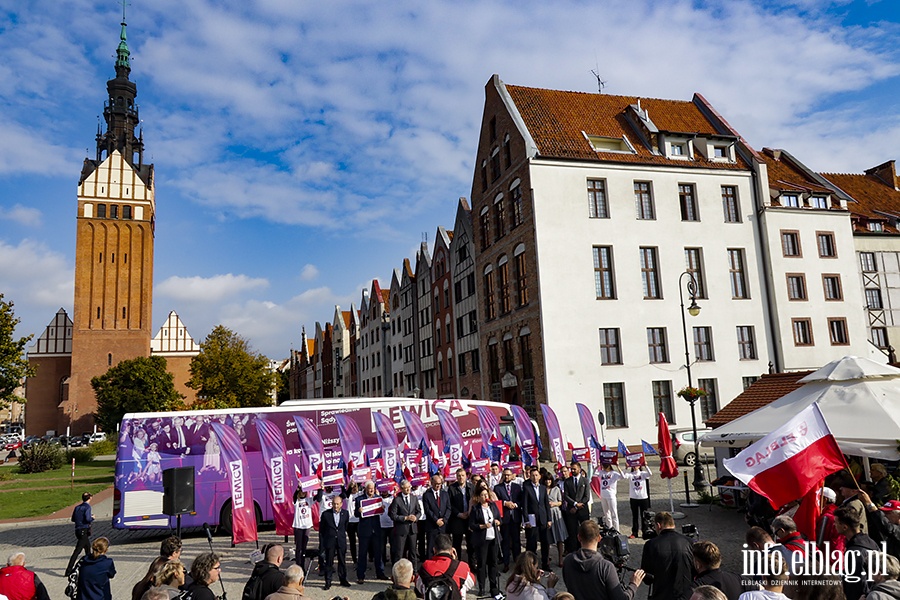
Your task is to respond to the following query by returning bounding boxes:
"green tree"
[188,325,276,410]
[0,294,35,410]
[91,356,185,433]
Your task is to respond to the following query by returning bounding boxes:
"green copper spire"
[115,0,130,70]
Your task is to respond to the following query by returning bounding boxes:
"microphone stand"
[204,523,228,600]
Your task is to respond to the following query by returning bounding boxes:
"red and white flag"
[723,403,844,509]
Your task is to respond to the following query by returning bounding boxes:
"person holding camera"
[505,551,558,600]
[640,512,693,600]
[563,520,643,600]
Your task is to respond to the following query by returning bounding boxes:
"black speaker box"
[162,466,195,515]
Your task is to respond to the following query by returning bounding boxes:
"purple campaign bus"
[113,397,515,530]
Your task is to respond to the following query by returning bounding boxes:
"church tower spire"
[65,8,156,434]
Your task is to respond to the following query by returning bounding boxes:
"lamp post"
[678,271,709,498]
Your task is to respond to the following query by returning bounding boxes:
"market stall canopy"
[701,356,900,460]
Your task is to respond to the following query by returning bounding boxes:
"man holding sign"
[355,481,388,584]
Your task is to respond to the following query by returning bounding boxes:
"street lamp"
[678,271,709,495]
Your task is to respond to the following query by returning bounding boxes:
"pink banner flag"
[210,422,258,545]
[253,418,293,536]
[298,474,322,492]
[723,403,845,509]
[335,414,366,470]
[360,497,385,517]
[435,408,464,469]
[293,416,325,477]
[474,405,500,456]
[372,411,400,482]
[540,404,567,466]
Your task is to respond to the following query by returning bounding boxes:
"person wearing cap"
[815,487,845,552]
[835,474,868,534]
[66,491,95,576]
[870,464,894,505]
[860,490,900,559]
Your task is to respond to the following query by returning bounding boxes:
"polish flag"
[723,403,845,510]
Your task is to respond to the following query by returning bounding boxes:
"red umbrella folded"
[657,412,679,480]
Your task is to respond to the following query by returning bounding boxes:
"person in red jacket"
[0,551,51,600]
[816,487,845,552]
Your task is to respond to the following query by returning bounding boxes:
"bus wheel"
[217,500,263,536]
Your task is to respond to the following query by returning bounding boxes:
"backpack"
[64,558,83,599]
[419,559,462,600]
[242,570,263,600]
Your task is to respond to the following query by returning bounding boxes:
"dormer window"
[869,222,884,232]
[713,146,727,159]
[671,144,685,156]
[665,138,692,160]
[584,133,636,154]
[782,194,800,208]
[810,196,828,209]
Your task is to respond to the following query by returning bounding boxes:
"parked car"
[4,440,22,452]
[89,432,107,443]
[671,427,714,466]
[68,436,84,447]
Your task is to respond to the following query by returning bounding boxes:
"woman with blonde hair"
[142,560,186,599]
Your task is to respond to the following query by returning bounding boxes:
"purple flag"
[210,422,258,545]
[372,411,400,484]
[253,418,293,536]
[510,404,536,465]
[540,404,566,466]
[293,416,325,477]
[576,402,602,467]
[474,405,500,455]
[335,414,366,471]
[435,408,463,469]
[401,410,430,450]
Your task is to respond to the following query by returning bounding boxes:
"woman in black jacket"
[181,553,221,600]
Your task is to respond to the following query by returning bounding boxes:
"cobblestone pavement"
[0,460,748,600]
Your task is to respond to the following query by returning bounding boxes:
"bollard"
[71,458,75,490]
[683,471,691,503]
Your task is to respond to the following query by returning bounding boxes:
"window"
[872,327,889,349]
[479,209,490,250]
[786,274,807,301]
[823,275,843,301]
[498,259,511,315]
[684,248,706,298]
[471,348,480,372]
[456,316,464,338]
[520,333,533,379]
[860,252,877,272]
[697,378,719,421]
[869,222,884,232]
[634,182,655,220]
[817,232,836,258]
[781,231,801,257]
[122,205,132,219]
[469,311,477,334]
[742,376,759,390]
[514,247,528,307]
[713,146,727,159]
[483,268,495,320]
[599,328,622,365]
[603,383,627,428]
[866,288,884,309]
[640,247,661,299]
[480,162,487,192]
[490,148,501,182]
[670,143,686,157]
[503,337,515,372]
[593,246,616,299]
[828,318,849,345]
[503,134,511,168]
[811,196,828,209]
[97,204,107,218]
[494,197,506,241]
[679,184,699,221]
[647,328,669,363]
[781,193,800,208]
[588,179,609,218]
[488,343,500,383]
[458,353,467,375]
[722,186,740,222]
[110,204,118,219]
[693,326,714,361]
[792,318,813,346]
[652,381,675,425]
[510,183,524,227]
[737,326,757,360]
[728,249,749,299]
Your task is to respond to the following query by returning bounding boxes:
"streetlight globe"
[687,303,701,317]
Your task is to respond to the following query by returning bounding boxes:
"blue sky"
[2,0,899,359]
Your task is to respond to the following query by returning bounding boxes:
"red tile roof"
[821,171,900,234]
[706,371,811,428]
[504,84,748,170]
[341,311,351,328]
[759,148,831,196]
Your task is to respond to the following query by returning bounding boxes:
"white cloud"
[0,204,42,226]
[155,273,269,303]
[299,264,319,281]
[0,239,72,307]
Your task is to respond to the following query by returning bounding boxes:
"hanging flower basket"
[677,386,708,401]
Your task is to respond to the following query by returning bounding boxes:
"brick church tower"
[61,13,155,433]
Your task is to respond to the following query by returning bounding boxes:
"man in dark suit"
[389,479,421,569]
[469,488,502,598]
[563,461,591,552]
[494,467,522,571]
[521,466,552,570]
[320,494,351,589]
[448,468,474,560]
[422,474,451,558]
[355,481,388,584]
[170,416,190,455]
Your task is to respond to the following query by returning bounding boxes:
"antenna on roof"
[590,68,606,94]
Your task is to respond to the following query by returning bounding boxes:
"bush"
[18,443,65,473]
[90,438,116,456]
[66,447,97,464]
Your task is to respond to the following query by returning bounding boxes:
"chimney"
[865,160,899,191]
